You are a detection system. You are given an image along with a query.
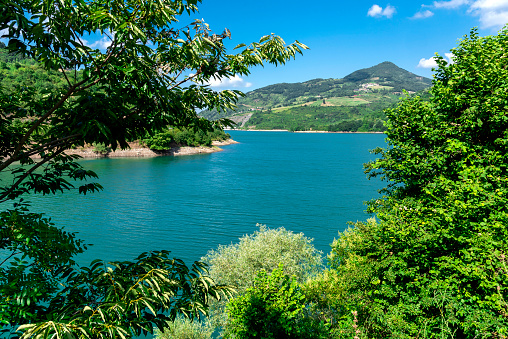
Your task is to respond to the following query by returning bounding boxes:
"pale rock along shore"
[44,139,238,159]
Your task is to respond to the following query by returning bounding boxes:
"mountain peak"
[343,61,428,84]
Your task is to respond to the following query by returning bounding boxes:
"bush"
[155,316,215,339]
[92,142,111,154]
[302,219,380,338]
[202,224,324,292]
[225,265,325,339]
[142,130,175,150]
[190,226,324,338]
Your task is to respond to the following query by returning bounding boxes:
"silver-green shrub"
[202,224,324,292]
[155,225,323,339]
[155,316,215,339]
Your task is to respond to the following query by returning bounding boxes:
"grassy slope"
[201,61,432,132]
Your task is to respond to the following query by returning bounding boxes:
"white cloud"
[208,75,252,89]
[383,5,397,18]
[417,53,455,68]
[368,4,383,16]
[417,57,439,68]
[468,0,508,28]
[429,0,508,29]
[367,4,397,18]
[411,10,435,18]
[433,0,469,9]
[89,36,113,50]
[472,0,508,9]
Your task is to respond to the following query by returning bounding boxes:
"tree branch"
[0,148,66,203]
[23,134,81,158]
[168,69,202,91]
[59,63,73,89]
[0,250,20,267]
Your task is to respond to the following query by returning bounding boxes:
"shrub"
[191,226,324,338]
[225,265,324,339]
[143,127,230,150]
[202,224,324,292]
[92,142,111,154]
[142,131,174,150]
[155,316,215,339]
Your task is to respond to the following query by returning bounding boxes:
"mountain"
[200,62,432,132]
[343,61,431,91]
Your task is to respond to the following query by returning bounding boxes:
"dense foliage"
[19,251,229,339]
[0,42,70,92]
[205,226,323,337]
[225,265,319,339]
[143,127,230,150]
[0,204,86,329]
[153,226,323,339]
[320,27,508,338]
[0,0,306,338]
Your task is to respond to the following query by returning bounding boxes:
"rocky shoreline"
[53,139,238,159]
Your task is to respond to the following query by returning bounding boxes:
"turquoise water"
[24,131,386,265]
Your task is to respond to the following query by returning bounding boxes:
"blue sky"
[187,0,507,91]
[4,0,506,91]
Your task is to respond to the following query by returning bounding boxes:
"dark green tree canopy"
[338,27,508,337]
[0,0,307,202]
[0,1,307,338]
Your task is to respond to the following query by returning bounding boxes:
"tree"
[0,0,306,202]
[326,27,508,337]
[225,265,312,339]
[0,0,307,338]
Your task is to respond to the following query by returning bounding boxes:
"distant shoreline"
[294,130,385,134]
[32,139,238,159]
[227,129,385,134]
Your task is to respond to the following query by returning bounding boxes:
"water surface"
[25,131,386,265]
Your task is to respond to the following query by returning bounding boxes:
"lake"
[25,131,386,266]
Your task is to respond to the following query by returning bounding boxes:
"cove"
[24,131,387,266]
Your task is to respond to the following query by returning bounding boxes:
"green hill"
[0,42,73,92]
[343,61,430,91]
[0,48,432,133]
[200,62,432,132]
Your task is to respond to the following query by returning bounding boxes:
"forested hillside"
[200,61,432,131]
[0,44,229,149]
[1,44,432,133]
[0,42,73,91]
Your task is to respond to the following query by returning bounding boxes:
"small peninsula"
[57,139,238,159]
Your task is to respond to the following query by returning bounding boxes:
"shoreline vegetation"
[30,129,382,161]
[34,128,383,160]
[32,139,239,159]
[227,129,385,133]
[43,129,384,160]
